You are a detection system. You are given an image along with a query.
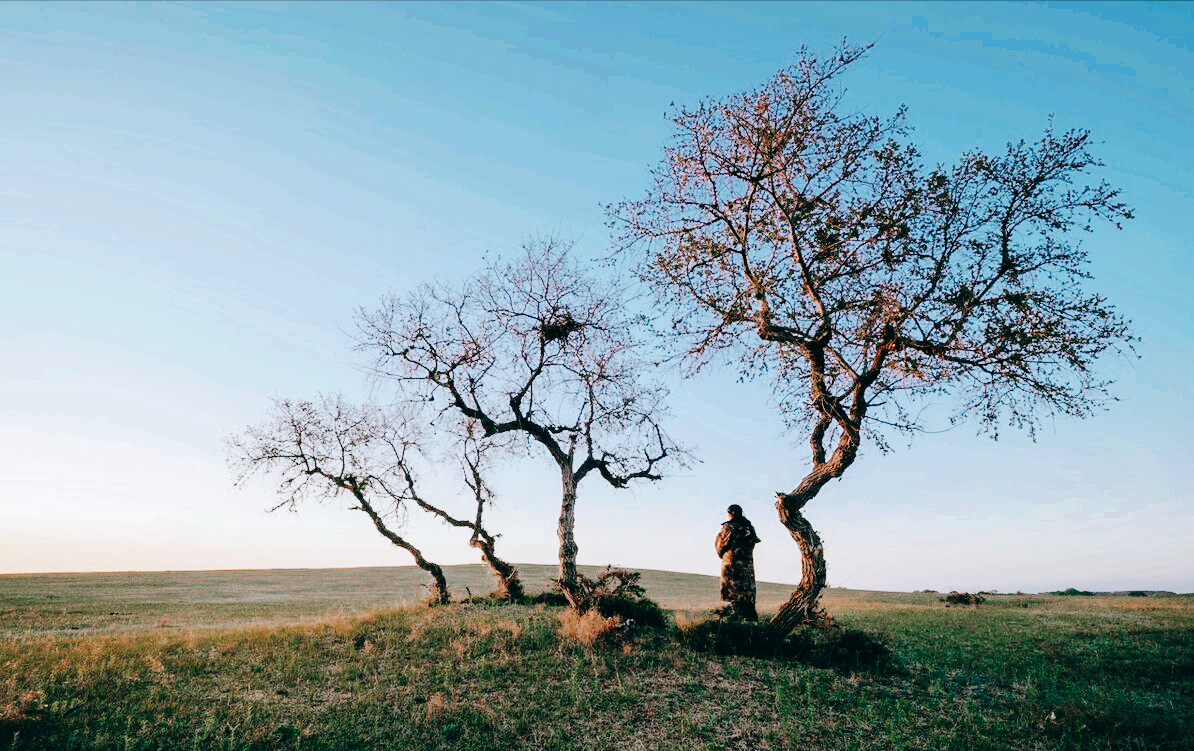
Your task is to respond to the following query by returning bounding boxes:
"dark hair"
[727,504,743,516]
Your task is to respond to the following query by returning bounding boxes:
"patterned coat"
[716,516,761,606]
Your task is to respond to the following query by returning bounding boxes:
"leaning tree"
[226,394,523,603]
[356,238,684,606]
[614,42,1133,638]
[453,418,525,599]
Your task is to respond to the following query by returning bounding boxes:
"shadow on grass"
[676,617,901,675]
[455,589,892,673]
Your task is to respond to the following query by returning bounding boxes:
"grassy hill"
[0,564,804,636]
[2,566,1192,749]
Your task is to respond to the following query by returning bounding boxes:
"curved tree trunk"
[763,420,861,643]
[557,467,581,607]
[764,493,829,641]
[351,490,450,605]
[405,466,523,601]
[461,449,524,600]
[471,535,524,600]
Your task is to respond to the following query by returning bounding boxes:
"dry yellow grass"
[556,607,620,645]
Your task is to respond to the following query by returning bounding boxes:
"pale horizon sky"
[3,1,1192,594]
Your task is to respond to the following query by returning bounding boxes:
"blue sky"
[3,1,1191,593]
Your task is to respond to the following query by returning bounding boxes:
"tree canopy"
[355,238,685,603]
[613,42,1134,634]
[226,395,522,603]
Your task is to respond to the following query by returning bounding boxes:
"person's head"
[727,504,743,519]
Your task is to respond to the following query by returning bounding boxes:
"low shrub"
[546,567,668,643]
[569,567,647,608]
[537,568,669,648]
[460,591,517,606]
[525,591,569,607]
[593,593,668,635]
[1052,588,1095,596]
[942,591,986,605]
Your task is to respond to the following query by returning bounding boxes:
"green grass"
[2,567,1191,750]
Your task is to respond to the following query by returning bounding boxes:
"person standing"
[715,504,761,621]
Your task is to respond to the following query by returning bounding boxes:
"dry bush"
[556,608,622,646]
[562,567,668,641]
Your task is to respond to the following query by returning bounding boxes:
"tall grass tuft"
[556,608,621,646]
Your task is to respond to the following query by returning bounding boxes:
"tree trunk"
[763,419,861,642]
[471,536,524,600]
[461,451,524,600]
[407,470,523,601]
[351,491,450,605]
[764,492,830,642]
[556,467,581,607]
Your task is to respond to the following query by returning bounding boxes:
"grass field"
[2,565,1191,750]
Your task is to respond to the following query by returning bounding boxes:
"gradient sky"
[3,1,1191,593]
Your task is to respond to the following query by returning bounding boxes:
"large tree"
[226,394,522,603]
[355,238,683,606]
[614,43,1133,638]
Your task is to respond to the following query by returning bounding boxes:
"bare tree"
[356,238,684,606]
[455,421,524,599]
[226,394,521,603]
[613,42,1134,639]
